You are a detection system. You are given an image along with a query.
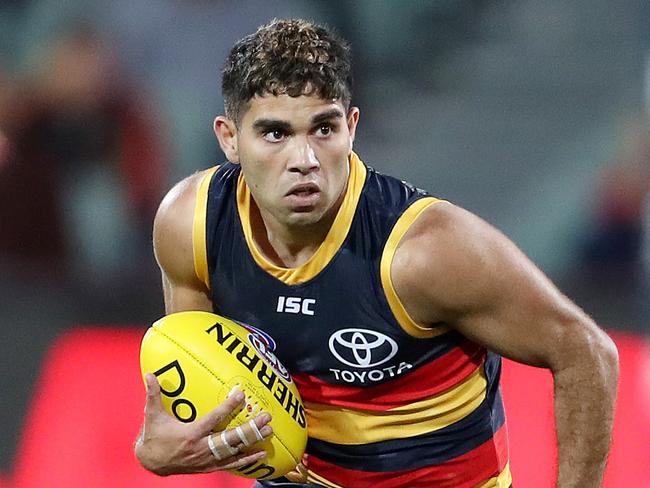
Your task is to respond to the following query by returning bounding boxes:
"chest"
[210,247,450,389]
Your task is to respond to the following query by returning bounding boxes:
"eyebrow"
[310,108,345,125]
[252,119,292,133]
[251,108,345,133]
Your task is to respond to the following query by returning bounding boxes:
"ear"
[346,107,360,152]
[214,116,239,163]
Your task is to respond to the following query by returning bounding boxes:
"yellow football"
[139,311,307,479]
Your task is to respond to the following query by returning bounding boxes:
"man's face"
[224,94,359,230]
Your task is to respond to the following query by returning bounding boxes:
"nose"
[286,139,319,174]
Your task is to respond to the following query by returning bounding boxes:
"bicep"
[153,172,214,315]
[449,240,592,369]
[395,203,601,370]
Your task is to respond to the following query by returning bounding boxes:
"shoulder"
[393,201,505,271]
[153,169,214,282]
[154,170,208,242]
[391,201,525,324]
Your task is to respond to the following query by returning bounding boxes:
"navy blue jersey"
[193,153,511,487]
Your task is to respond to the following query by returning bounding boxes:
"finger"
[252,411,273,433]
[217,449,268,471]
[196,389,246,434]
[207,414,272,463]
[247,412,273,444]
[222,413,273,450]
[206,430,268,467]
[143,373,165,417]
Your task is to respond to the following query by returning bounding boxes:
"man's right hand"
[134,373,273,476]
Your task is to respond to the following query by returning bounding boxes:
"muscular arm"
[392,202,619,487]
[135,171,272,475]
[152,171,213,313]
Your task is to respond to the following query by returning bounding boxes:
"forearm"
[553,331,619,487]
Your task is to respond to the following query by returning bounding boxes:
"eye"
[315,124,332,137]
[263,129,286,142]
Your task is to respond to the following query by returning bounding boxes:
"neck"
[250,191,344,268]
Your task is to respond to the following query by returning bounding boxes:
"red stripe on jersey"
[306,423,509,488]
[293,341,485,411]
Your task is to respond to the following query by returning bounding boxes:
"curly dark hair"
[222,18,353,124]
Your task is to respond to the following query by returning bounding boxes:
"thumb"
[143,373,165,418]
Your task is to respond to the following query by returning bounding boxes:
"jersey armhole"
[380,197,450,339]
[192,166,219,290]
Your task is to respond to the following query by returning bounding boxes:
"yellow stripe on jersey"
[237,152,367,285]
[380,196,448,338]
[305,365,487,445]
[475,463,512,488]
[192,166,219,290]
[306,470,344,488]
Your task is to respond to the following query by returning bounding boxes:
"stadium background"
[0,0,648,486]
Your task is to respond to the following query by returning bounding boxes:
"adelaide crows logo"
[240,323,292,382]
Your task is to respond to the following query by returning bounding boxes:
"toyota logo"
[328,328,398,368]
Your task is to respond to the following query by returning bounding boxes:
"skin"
[216,94,359,266]
[136,93,619,486]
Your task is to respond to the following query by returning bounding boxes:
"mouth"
[286,182,320,197]
[285,182,321,209]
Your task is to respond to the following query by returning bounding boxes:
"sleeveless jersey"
[193,153,511,487]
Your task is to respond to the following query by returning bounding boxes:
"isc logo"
[276,296,315,316]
